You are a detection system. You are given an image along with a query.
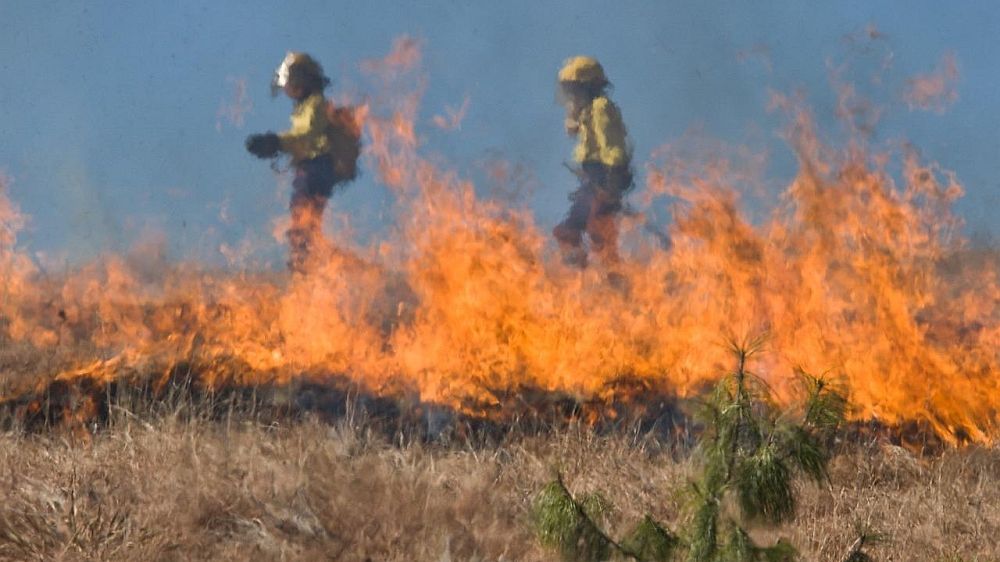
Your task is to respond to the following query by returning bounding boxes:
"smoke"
[903,52,959,113]
[0,173,26,251]
[215,76,253,132]
[735,43,773,74]
[476,152,538,205]
[360,36,422,76]
[432,95,470,131]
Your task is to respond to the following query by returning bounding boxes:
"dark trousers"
[553,162,632,267]
[287,156,338,273]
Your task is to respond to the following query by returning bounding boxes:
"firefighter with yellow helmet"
[245,52,360,273]
[553,56,633,268]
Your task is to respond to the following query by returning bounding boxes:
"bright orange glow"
[0,40,997,444]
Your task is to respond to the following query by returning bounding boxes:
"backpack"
[324,102,363,182]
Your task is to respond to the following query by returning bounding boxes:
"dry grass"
[0,406,994,561]
[0,341,996,560]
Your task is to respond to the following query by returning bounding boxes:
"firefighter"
[245,52,359,273]
[553,56,633,269]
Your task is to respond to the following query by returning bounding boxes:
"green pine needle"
[621,515,680,562]
[735,445,795,524]
[533,338,854,562]
[722,524,757,562]
[799,372,847,435]
[777,424,829,483]
[532,481,584,553]
[760,538,798,562]
[687,497,719,562]
[531,480,612,561]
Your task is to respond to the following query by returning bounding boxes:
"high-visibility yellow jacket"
[571,96,629,168]
[279,94,333,163]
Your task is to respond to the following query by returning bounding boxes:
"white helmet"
[270,52,297,97]
[270,52,327,97]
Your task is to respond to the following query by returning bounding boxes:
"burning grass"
[0,337,961,457]
[1,38,998,446]
[0,36,998,558]
[0,337,690,449]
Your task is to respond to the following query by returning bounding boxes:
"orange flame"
[0,41,997,444]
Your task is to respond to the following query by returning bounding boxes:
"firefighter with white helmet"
[553,56,633,269]
[246,52,360,273]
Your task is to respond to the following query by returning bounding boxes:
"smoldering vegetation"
[0,334,688,450]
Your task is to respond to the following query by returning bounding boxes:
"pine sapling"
[685,335,846,562]
[531,334,854,562]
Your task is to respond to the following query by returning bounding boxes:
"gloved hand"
[245,132,281,159]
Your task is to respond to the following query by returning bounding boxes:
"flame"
[0,175,41,344]
[360,36,423,76]
[0,41,997,444]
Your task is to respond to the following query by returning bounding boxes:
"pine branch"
[551,473,645,561]
[534,335,848,562]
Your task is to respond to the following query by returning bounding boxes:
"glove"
[245,132,281,159]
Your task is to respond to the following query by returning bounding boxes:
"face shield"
[270,52,297,97]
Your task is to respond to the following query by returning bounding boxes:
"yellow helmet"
[558,56,608,85]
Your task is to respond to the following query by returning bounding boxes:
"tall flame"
[1,39,997,444]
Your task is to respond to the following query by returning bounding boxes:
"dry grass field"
[0,397,995,561]
[0,338,996,561]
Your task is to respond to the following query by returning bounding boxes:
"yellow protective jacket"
[572,96,629,168]
[278,93,333,163]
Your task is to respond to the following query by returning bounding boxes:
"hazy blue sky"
[2,1,998,267]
